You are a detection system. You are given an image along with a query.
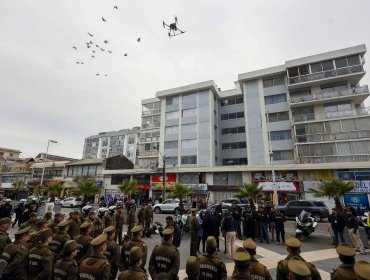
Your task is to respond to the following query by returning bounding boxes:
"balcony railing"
[141,122,160,129]
[142,108,161,116]
[293,107,370,123]
[296,130,370,143]
[288,64,364,85]
[290,85,369,104]
[298,154,370,164]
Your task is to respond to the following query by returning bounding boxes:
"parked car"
[220,198,250,208]
[207,203,232,215]
[47,197,61,205]
[277,200,329,222]
[153,199,188,214]
[61,197,83,208]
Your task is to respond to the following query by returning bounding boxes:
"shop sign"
[183,184,207,191]
[349,181,370,193]
[151,174,176,183]
[257,181,297,192]
[151,182,176,190]
[343,194,370,215]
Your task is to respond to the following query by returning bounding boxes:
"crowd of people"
[0,199,369,280]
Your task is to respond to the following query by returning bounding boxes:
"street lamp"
[266,112,278,207]
[40,139,58,186]
[158,151,166,201]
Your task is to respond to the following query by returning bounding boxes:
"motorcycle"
[359,212,370,239]
[295,210,318,240]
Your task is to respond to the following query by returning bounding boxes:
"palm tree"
[118,179,138,201]
[168,183,192,214]
[46,182,63,202]
[33,185,45,197]
[12,180,25,201]
[308,179,354,211]
[70,180,100,205]
[235,183,263,210]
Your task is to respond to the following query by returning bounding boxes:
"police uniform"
[276,236,321,280]
[137,205,146,225]
[198,236,227,280]
[243,238,272,280]
[127,205,136,238]
[227,250,252,280]
[54,240,79,280]
[68,215,81,239]
[22,212,38,230]
[288,257,311,279]
[103,226,120,280]
[184,256,200,280]
[145,204,153,237]
[28,228,54,280]
[1,226,31,280]
[118,246,148,280]
[149,227,180,280]
[50,220,71,259]
[75,221,93,264]
[114,206,125,244]
[0,217,12,255]
[49,213,64,234]
[189,208,200,256]
[330,243,356,280]
[79,234,111,280]
[354,260,370,280]
[103,212,115,228]
[120,224,147,271]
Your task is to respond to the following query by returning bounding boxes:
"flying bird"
[114,6,118,9]
[102,17,107,22]
[108,50,112,53]
[88,32,94,37]
[96,73,100,76]
[92,50,96,53]
[124,53,128,56]
[81,62,84,64]
[90,41,93,44]
[100,48,105,51]
[87,45,91,48]
[104,40,108,44]
[92,55,95,58]
[105,74,108,76]
[72,46,77,50]
[137,37,141,42]
[95,45,99,48]
[76,62,80,64]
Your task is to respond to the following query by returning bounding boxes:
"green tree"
[168,183,192,214]
[12,180,25,201]
[33,185,45,197]
[70,180,100,205]
[46,182,63,202]
[235,183,263,210]
[118,179,138,201]
[308,179,354,210]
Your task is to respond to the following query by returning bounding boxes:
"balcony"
[298,154,370,164]
[290,85,369,107]
[137,150,159,158]
[295,130,370,143]
[141,122,160,129]
[288,65,365,89]
[142,108,161,117]
[293,107,370,123]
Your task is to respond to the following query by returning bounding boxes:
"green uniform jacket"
[75,234,93,264]
[54,256,79,280]
[250,256,272,280]
[330,263,356,280]
[1,240,29,279]
[118,266,148,280]
[0,231,11,255]
[149,241,180,280]
[227,272,252,280]
[276,254,322,280]
[198,253,227,280]
[28,243,54,280]
[79,253,111,280]
[68,220,80,239]
[120,237,147,270]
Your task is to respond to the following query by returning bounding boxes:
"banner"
[349,181,370,193]
[151,174,176,183]
[257,181,297,192]
[343,194,370,215]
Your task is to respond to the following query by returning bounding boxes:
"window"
[166,111,179,120]
[264,94,287,105]
[263,76,285,88]
[181,156,197,164]
[335,58,347,68]
[182,108,197,118]
[322,60,334,71]
[221,97,243,106]
[165,125,178,134]
[310,62,322,73]
[272,150,294,161]
[182,123,197,134]
[182,139,197,149]
[222,158,248,165]
[270,130,292,141]
[164,141,178,149]
[221,111,244,120]
[221,126,245,135]
[268,111,289,122]
[128,136,135,144]
[166,96,179,106]
[299,65,309,75]
[313,202,326,207]
[222,142,246,150]
[182,93,197,104]
[347,55,360,66]
[165,157,178,166]
[321,82,347,93]
[297,201,311,207]
[324,102,351,118]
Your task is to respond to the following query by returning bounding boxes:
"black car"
[277,200,329,222]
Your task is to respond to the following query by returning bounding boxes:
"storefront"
[254,181,302,205]
[343,180,370,215]
[150,174,176,204]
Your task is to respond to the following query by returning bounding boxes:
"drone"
[163,16,186,38]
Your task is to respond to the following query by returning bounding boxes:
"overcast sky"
[1,0,370,159]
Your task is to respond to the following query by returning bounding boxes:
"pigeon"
[102,17,107,22]
[92,50,96,53]
[90,41,93,44]
[124,53,128,56]
[100,48,105,51]
[96,73,100,76]
[104,40,108,44]
[108,50,112,53]
[88,32,94,37]
[95,45,99,48]
[73,46,77,50]
[137,37,141,42]
[87,45,91,48]
[81,62,84,64]
[92,55,95,58]
[114,6,118,9]
[76,62,80,64]
[105,74,108,76]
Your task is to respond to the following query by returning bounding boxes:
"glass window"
[88,165,96,176]
[236,112,244,118]
[164,141,178,149]
[182,93,197,104]
[182,139,197,149]
[288,67,299,77]
[165,125,179,134]
[182,108,197,118]
[299,65,309,75]
[222,142,246,150]
[181,156,197,164]
[265,94,287,105]
[263,79,273,88]
[166,111,179,120]
[347,55,360,66]
[270,130,292,141]
[335,58,348,68]
[273,150,294,161]
[311,63,322,73]
[182,123,197,134]
[166,96,179,106]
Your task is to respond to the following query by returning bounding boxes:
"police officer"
[242,238,271,280]
[54,240,79,280]
[145,202,154,238]
[75,221,93,264]
[354,260,370,280]
[198,236,227,280]
[114,203,125,244]
[50,219,71,259]
[287,257,312,280]
[228,250,252,280]
[1,226,31,279]
[49,213,64,234]
[103,226,120,280]
[189,208,200,256]
[149,227,180,280]
[118,246,148,280]
[88,210,103,238]
[22,212,38,229]
[0,217,12,255]
[242,206,255,240]
[137,203,146,226]
[276,236,321,280]
[28,218,49,249]
[330,243,356,279]
[103,206,116,228]
[184,256,200,280]
[68,210,81,239]
[120,224,147,271]
[79,233,111,280]
[127,204,136,238]
[27,228,54,280]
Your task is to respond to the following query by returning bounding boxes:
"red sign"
[151,174,176,183]
[137,185,150,190]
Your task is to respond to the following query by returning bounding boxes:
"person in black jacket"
[274,210,286,245]
[345,208,366,254]
[12,201,25,227]
[222,210,235,258]
[230,201,242,240]
[159,216,182,247]
[203,207,220,250]
[329,208,345,246]
[242,205,255,240]
[256,206,269,244]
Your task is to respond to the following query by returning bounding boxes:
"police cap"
[233,250,251,263]
[91,233,107,246]
[354,260,370,280]
[190,208,197,212]
[103,225,116,234]
[29,212,38,218]
[336,243,356,257]
[162,227,174,235]
[80,221,91,229]
[62,240,77,253]
[14,226,31,236]
[285,236,301,248]
[288,257,311,277]
[243,238,257,250]
[36,218,47,227]
[186,256,200,277]
[39,228,53,242]
[54,213,63,218]
[131,224,143,233]
[58,220,71,228]
[129,246,143,262]
[0,217,11,225]
[205,236,217,249]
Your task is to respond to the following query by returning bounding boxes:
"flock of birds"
[72,5,142,77]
